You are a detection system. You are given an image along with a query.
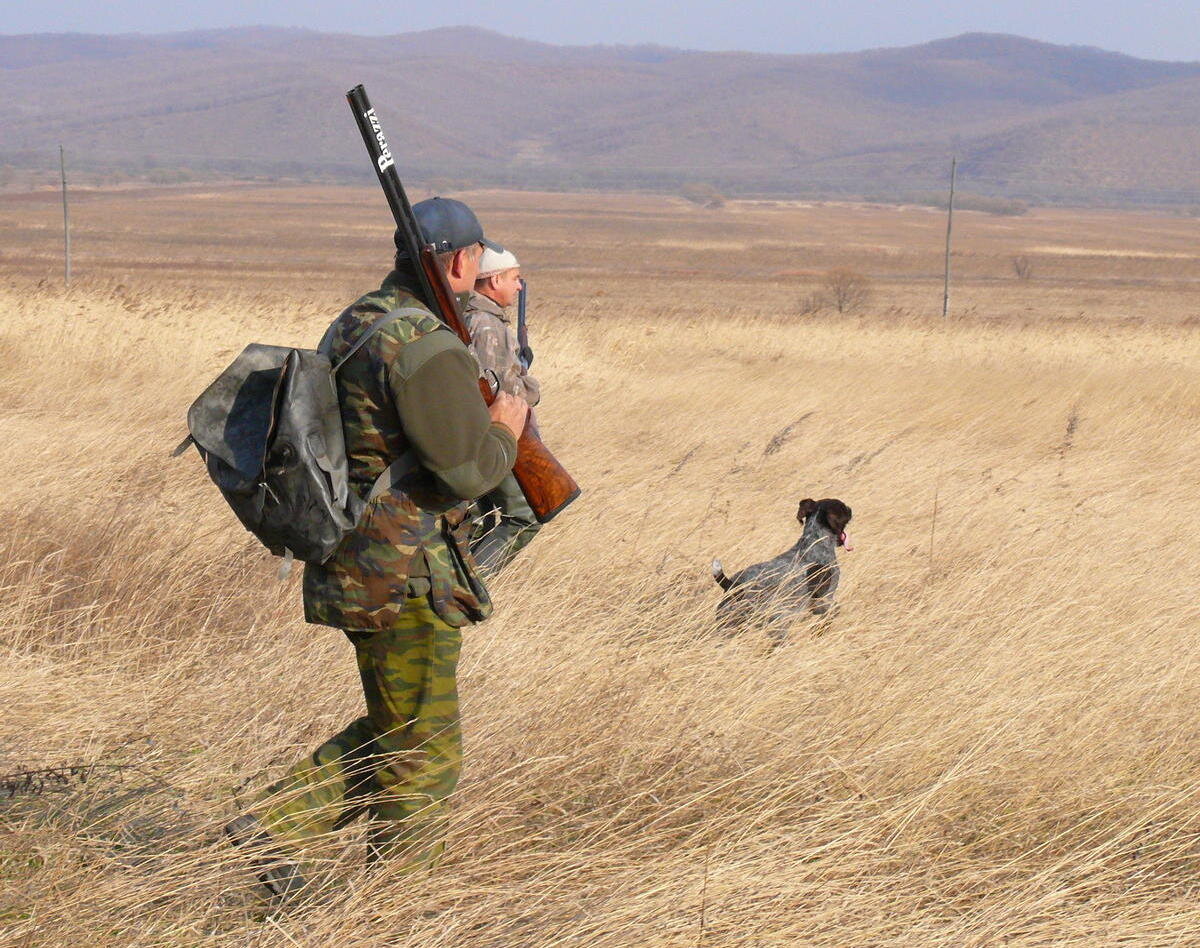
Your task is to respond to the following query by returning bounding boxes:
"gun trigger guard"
[482,369,500,398]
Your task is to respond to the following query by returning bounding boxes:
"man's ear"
[797,498,818,523]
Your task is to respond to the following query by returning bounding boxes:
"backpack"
[174,308,425,567]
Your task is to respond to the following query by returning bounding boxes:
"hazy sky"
[5,0,1199,61]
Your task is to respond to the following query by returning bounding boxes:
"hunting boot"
[223,813,307,900]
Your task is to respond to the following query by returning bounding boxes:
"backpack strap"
[367,451,420,502]
[327,307,432,375]
[324,307,430,503]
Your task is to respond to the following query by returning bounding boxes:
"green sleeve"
[389,329,518,500]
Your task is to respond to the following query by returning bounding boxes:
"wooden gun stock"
[419,248,580,523]
[511,418,581,523]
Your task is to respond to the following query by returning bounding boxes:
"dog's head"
[797,498,853,549]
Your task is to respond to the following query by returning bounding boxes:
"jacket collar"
[379,269,419,302]
[467,290,510,322]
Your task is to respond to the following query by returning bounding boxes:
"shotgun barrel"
[516,278,533,370]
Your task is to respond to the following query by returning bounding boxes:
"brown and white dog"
[711,498,853,637]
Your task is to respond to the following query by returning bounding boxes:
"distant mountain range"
[2,27,1198,205]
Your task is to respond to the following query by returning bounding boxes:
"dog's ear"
[797,498,818,523]
[820,500,852,536]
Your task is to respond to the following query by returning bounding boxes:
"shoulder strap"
[326,306,432,376]
[324,307,429,503]
[367,451,420,502]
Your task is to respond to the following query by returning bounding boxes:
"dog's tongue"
[840,531,854,551]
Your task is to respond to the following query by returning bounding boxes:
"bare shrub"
[797,290,828,316]
[1012,255,1034,281]
[822,268,873,313]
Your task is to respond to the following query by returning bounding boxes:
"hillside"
[1,27,1198,203]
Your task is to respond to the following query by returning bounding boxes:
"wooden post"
[59,145,71,287]
[941,156,956,318]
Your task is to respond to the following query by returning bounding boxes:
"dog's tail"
[711,558,733,591]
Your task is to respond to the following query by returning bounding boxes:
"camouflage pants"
[254,594,462,870]
[470,473,541,573]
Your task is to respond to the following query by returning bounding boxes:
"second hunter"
[466,247,542,571]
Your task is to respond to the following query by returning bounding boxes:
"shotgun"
[516,277,533,370]
[345,84,579,523]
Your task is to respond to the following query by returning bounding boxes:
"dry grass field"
[1,185,1200,945]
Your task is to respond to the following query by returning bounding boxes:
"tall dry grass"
[2,197,1200,944]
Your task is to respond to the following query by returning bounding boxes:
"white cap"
[477,246,520,278]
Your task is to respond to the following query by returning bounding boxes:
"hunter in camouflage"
[464,247,543,571]
[227,198,528,896]
[302,270,505,630]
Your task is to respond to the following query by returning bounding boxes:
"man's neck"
[471,289,508,316]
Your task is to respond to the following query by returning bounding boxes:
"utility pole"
[941,156,956,318]
[59,145,71,287]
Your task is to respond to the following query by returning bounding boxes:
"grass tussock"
[2,191,1200,944]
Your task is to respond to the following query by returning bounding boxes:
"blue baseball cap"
[398,197,503,255]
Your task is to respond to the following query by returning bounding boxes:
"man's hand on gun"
[488,391,529,440]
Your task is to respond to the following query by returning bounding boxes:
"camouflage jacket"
[463,291,541,407]
[303,272,518,631]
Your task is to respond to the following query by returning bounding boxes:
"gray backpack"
[174,309,424,566]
